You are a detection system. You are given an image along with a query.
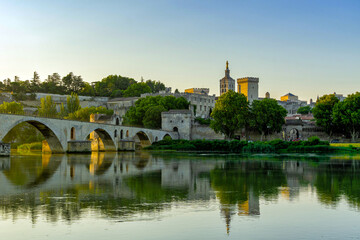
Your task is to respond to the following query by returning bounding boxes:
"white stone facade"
[161,110,192,140]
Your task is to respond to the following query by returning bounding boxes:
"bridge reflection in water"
[1,153,360,234]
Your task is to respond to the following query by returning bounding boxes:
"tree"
[143,105,166,129]
[95,75,136,97]
[72,75,85,92]
[123,95,189,127]
[297,106,312,114]
[80,82,95,96]
[66,106,113,122]
[312,94,339,138]
[67,93,81,114]
[145,80,165,93]
[175,89,180,94]
[333,92,360,142]
[38,96,58,118]
[30,71,41,92]
[210,91,249,139]
[62,72,74,92]
[0,101,24,114]
[122,82,152,97]
[250,98,287,141]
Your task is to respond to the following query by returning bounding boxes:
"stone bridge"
[0,114,178,154]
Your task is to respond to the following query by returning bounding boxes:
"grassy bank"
[146,137,359,153]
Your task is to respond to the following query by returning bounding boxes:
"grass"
[330,143,360,148]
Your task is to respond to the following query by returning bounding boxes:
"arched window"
[126,130,129,137]
[71,127,76,140]
[114,130,118,138]
[173,127,178,132]
[155,136,158,142]
[116,118,120,125]
[120,130,123,139]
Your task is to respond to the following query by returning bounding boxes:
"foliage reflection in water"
[1,152,360,239]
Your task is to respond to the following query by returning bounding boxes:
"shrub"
[17,142,42,152]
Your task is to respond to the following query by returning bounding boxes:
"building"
[161,110,192,140]
[281,93,298,102]
[237,77,259,103]
[107,97,139,122]
[185,88,210,95]
[219,61,235,96]
[141,92,215,119]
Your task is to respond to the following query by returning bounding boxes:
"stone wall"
[191,125,224,140]
[0,142,10,156]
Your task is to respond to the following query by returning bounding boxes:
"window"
[71,127,75,140]
[204,106,207,111]
[200,105,202,111]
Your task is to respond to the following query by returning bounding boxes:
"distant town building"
[333,92,346,101]
[237,77,259,103]
[219,61,235,96]
[265,92,270,99]
[185,88,210,95]
[280,93,298,102]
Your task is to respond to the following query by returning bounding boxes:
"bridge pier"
[118,140,135,151]
[67,141,92,153]
[0,142,10,156]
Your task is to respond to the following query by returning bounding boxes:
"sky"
[0,0,359,101]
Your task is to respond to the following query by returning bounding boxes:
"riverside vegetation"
[146,137,360,153]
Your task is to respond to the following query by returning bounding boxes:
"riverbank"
[145,138,360,153]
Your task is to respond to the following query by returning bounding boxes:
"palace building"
[219,61,235,96]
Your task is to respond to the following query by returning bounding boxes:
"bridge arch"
[1,119,65,153]
[85,128,116,152]
[133,131,151,148]
[163,134,172,140]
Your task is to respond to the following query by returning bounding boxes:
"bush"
[17,142,42,152]
[243,142,275,153]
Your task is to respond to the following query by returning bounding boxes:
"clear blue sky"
[1,0,359,101]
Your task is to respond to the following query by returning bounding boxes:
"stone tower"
[237,77,259,103]
[219,61,235,96]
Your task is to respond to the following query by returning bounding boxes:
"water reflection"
[1,153,360,234]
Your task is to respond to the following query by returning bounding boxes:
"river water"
[1,152,360,239]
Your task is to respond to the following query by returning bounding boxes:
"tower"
[237,77,259,103]
[219,61,235,96]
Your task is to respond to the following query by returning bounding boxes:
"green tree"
[251,98,287,141]
[66,106,113,122]
[143,105,166,129]
[333,92,360,142]
[95,75,136,97]
[62,72,75,92]
[0,101,24,114]
[124,95,189,127]
[66,93,81,114]
[210,91,249,139]
[145,80,165,93]
[80,82,95,96]
[122,82,152,97]
[312,94,340,138]
[297,106,312,114]
[38,96,58,118]
[30,71,41,92]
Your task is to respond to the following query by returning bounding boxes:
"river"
[1,152,360,239]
